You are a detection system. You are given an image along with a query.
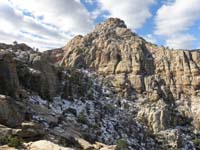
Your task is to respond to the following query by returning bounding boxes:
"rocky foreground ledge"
[1,18,200,150]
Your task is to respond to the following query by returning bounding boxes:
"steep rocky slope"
[60,18,200,149]
[0,18,200,150]
[0,42,158,150]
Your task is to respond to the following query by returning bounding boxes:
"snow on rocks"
[25,69,159,150]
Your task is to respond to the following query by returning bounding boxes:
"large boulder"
[155,129,183,149]
[24,140,74,150]
[17,54,59,101]
[137,100,174,133]
[17,122,44,140]
[0,95,24,127]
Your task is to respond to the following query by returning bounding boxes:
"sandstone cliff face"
[44,48,64,64]
[60,18,200,100]
[60,18,200,141]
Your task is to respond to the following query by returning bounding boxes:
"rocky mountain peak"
[59,18,200,149]
[94,18,127,32]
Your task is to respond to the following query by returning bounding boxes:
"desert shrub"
[8,136,22,148]
[197,121,200,130]
[123,102,130,110]
[0,136,9,145]
[116,139,128,150]
[104,103,115,114]
[58,136,82,149]
[77,111,88,124]
[193,138,200,147]
[0,136,23,148]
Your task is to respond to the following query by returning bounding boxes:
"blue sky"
[0,0,199,50]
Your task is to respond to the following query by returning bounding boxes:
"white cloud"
[166,34,195,49]
[85,0,95,5]
[144,34,157,43]
[0,0,93,50]
[97,0,155,30]
[10,0,93,34]
[155,0,200,49]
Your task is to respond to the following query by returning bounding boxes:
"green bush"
[193,138,200,147]
[77,111,88,124]
[197,121,200,130]
[104,103,115,114]
[116,139,128,150]
[8,137,22,148]
[0,136,23,148]
[0,136,9,145]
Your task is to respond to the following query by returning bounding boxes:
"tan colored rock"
[0,140,116,150]
[95,142,116,150]
[0,124,13,137]
[137,99,174,133]
[155,129,182,149]
[76,138,93,150]
[25,140,74,150]
[0,145,18,150]
[18,122,44,139]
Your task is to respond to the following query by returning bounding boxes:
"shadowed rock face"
[0,44,59,101]
[0,95,24,127]
[0,52,19,97]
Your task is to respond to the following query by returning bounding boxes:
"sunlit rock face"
[59,18,200,149]
[60,18,200,101]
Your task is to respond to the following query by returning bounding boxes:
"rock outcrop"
[60,18,200,101]
[0,51,19,97]
[58,18,200,149]
[0,95,24,127]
